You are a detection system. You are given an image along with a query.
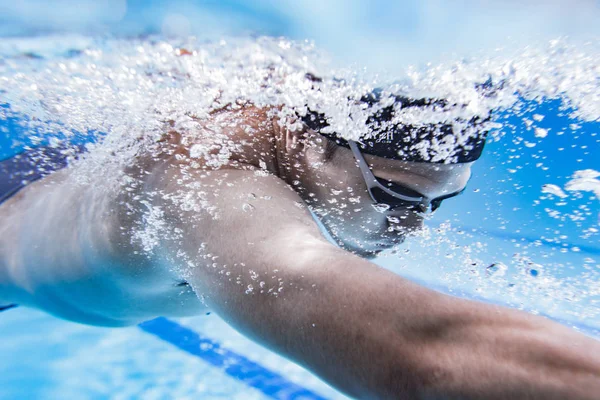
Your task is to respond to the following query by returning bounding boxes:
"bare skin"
[0,106,599,399]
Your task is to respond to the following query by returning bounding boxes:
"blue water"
[442,99,599,253]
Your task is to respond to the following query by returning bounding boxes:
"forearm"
[188,240,600,400]
[422,302,600,400]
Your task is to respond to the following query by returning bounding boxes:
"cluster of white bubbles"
[0,35,599,324]
[2,36,597,168]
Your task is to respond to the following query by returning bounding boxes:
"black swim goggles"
[348,140,465,213]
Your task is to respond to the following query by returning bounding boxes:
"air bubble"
[486,262,508,277]
[371,203,390,213]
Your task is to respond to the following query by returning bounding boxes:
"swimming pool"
[1,1,599,399]
[0,306,350,399]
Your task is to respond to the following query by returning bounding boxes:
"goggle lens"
[369,186,419,209]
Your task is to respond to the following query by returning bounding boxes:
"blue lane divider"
[0,304,18,312]
[138,317,328,400]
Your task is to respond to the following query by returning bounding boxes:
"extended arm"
[149,164,600,400]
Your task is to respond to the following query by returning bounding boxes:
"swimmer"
[0,89,599,399]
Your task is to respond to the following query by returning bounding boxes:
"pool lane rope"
[0,304,18,312]
[139,317,328,400]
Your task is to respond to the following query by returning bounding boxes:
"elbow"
[375,304,479,399]
[345,346,451,400]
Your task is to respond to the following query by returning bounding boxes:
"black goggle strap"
[430,187,467,211]
[348,140,429,209]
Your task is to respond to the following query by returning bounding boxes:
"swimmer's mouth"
[380,228,411,243]
[374,239,404,249]
[364,235,406,250]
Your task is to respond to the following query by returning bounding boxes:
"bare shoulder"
[147,160,330,263]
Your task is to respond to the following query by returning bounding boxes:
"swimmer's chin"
[339,238,406,260]
[355,249,383,260]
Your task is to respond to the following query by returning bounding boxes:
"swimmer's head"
[287,92,488,256]
[278,120,476,258]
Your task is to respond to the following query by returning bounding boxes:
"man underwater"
[1,86,599,399]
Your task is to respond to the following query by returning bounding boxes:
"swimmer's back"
[0,152,207,326]
[0,106,275,325]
